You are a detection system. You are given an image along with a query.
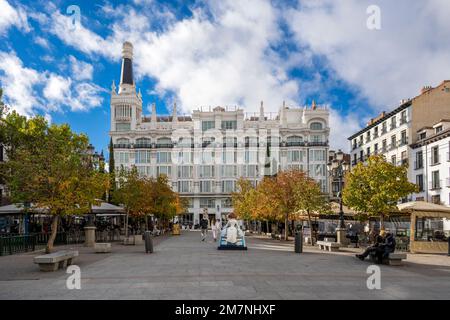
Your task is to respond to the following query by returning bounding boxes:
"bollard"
[295,230,303,253]
[144,231,153,254]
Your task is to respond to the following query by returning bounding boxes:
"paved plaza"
[0,231,449,300]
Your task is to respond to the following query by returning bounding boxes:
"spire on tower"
[111,80,116,93]
[120,41,134,86]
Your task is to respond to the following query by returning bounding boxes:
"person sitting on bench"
[381,232,396,259]
[355,234,384,262]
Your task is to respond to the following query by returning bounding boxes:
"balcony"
[156,143,174,149]
[358,141,363,147]
[400,117,407,125]
[430,180,442,190]
[113,143,131,149]
[389,143,396,151]
[373,132,379,138]
[390,123,397,130]
[134,143,153,149]
[381,128,387,135]
[222,143,238,148]
[286,141,306,147]
[414,160,423,170]
[430,156,440,166]
[308,141,329,147]
[398,138,408,147]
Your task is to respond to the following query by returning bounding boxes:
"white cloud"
[287,0,450,109]
[0,0,30,35]
[69,56,94,81]
[329,109,363,151]
[34,36,50,49]
[0,51,41,115]
[43,74,71,104]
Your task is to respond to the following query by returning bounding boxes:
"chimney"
[421,85,433,95]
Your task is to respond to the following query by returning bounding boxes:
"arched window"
[156,137,173,148]
[287,136,303,143]
[310,122,323,130]
[135,138,151,148]
[117,138,130,144]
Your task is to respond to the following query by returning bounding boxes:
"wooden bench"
[94,243,111,253]
[317,241,341,252]
[34,250,78,272]
[370,252,407,266]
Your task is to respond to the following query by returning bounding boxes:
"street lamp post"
[327,150,349,245]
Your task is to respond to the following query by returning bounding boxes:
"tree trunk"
[307,211,314,246]
[125,209,130,237]
[284,213,289,241]
[46,215,59,254]
[379,213,385,236]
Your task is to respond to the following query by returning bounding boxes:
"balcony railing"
[286,142,306,147]
[308,141,329,147]
[430,156,440,166]
[414,160,423,170]
[399,138,408,146]
[400,117,407,125]
[430,180,442,190]
[156,143,174,149]
[134,143,152,149]
[381,128,387,134]
[390,123,397,130]
[113,143,131,149]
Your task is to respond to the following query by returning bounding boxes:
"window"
[243,165,258,177]
[359,150,363,161]
[135,138,151,147]
[431,146,439,165]
[178,151,193,164]
[157,166,171,177]
[415,217,448,241]
[390,135,396,149]
[156,137,172,147]
[202,121,215,131]
[287,136,303,146]
[244,150,258,163]
[415,151,423,169]
[116,138,130,146]
[200,198,215,208]
[390,116,396,129]
[199,165,214,178]
[400,110,407,124]
[374,143,378,154]
[221,120,237,130]
[135,150,151,164]
[311,135,323,143]
[416,174,424,192]
[366,131,371,143]
[374,127,379,137]
[202,151,215,163]
[221,165,237,177]
[222,151,237,164]
[310,122,323,130]
[391,155,396,165]
[287,150,301,162]
[223,136,237,146]
[366,147,370,158]
[177,166,193,178]
[309,150,325,161]
[200,181,212,193]
[114,151,129,164]
[116,123,131,131]
[431,170,440,189]
[245,136,258,146]
[435,126,443,134]
[419,132,426,140]
[382,139,387,152]
[382,122,387,134]
[309,164,326,177]
[400,130,407,145]
[221,198,233,208]
[222,180,236,193]
[157,152,171,163]
[177,181,192,193]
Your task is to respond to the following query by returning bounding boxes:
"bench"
[370,252,407,266]
[94,243,111,253]
[34,250,79,272]
[317,241,341,252]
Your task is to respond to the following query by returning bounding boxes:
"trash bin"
[295,230,303,253]
[144,231,153,253]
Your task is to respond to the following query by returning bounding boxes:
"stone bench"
[370,252,407,266]
[34,250,79,272]
[317,241,341,252]
[94,243,111,253]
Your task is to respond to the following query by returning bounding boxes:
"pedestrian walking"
[212,219,221,242]
[200,214,209,242]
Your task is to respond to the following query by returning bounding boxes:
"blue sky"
[1,0,449,157]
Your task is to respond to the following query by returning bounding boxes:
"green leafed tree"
[342,155,418,233]
[0,114,109,252]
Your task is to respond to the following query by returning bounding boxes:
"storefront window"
[415,217,449,241]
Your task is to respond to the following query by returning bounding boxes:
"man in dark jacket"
[381,232,396,259]
[356,234,384,262]
[200,215,209,242]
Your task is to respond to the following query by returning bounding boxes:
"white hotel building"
[109,42,330,224]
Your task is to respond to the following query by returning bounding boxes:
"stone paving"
[0,231,449,300]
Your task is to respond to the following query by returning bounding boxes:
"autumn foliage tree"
[343,155,418,233]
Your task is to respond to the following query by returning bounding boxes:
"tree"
[1,114,109,252]
[342,155,418,233]
[294,174,330,245]
[232,178,256,223]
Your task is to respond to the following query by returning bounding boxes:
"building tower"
[110,41,142,132]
